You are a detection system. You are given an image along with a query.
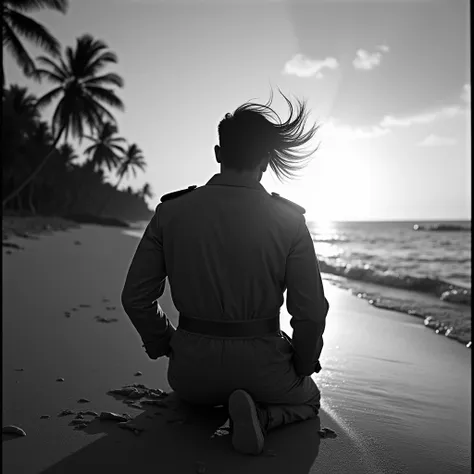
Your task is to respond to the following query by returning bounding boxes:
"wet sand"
[2,224,471,473]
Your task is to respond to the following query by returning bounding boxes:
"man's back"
[160,173,300,321]
[121,91,328,455]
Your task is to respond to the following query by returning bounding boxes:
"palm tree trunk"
[2,125,66,208]
[98,175,124,216]
[28,182,36,215]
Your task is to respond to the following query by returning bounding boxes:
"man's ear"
[214,145,221,164]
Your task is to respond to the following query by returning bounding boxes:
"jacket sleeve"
[121,205,175,359]
[285,215,329,376]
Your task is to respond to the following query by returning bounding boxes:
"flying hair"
[217,89,320,182]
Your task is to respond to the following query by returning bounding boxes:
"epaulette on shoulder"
[271,192,306,215]
[160,185,197,203]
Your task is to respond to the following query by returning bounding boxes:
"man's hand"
[142,325,176,360]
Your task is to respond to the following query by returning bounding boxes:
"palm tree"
[2,34,124,208]
[2,0,68,85]
[2,85,40,205]
[99,143,146,216]
[115,144,146,189]
[138,182,154,200]
[83,121,125,172]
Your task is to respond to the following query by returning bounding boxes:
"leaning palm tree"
[2,34,124,208]
[2,0,68,85]
[83,121,126,172]
[98,143,146,216]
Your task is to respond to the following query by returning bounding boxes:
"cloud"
[377,44,390,53]
[352,49,383,70]
[461,84,470,104]
[380,106,464,128]
[321,120,391,141]
[418,134,458,147]
[283,54,338,78]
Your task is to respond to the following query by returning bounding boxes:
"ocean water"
[308,220,471,348]
[125,219,471,348]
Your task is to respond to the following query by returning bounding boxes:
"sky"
[4,0,471,222]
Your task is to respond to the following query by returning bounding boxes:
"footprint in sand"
[94,316,118,323]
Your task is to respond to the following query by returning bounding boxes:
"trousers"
[167,328,321,432]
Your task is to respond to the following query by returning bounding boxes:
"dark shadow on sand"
[39,394,321,474]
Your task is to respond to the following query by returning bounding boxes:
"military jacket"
[121,173,329,375]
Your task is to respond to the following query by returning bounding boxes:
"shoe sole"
[228,390,265,455]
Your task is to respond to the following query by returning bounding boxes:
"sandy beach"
[2,223,471,474]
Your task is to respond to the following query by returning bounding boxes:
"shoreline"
[322,274,472,349]
[3,221,471,474]
[4,215,469,349]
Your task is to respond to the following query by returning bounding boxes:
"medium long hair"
[217,89,320,181]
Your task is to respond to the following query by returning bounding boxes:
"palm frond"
[5,10,61,56]
[86,86,124,110]
[36,56,69,80]
[35,86,63,109]
[31,68,64,84]
[83,73,124,88]
[84,52,118,77]
[5,0,68,14]
[2,22,36,76]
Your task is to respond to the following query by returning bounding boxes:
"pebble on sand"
[40,415,50,419]
[79,410,99,417]
[2,425,26,437]
[99,412,131,422]
[77,398,90,403]
[69,419,91,426]
[317,427,337,439]
[134,371,143,376]
[108,387,139,397]
[74,241,82,245]
[118,422,144,435]
[58,409,75,417]
[56,378,65,382]
[79,304,91,308]
[14,368,25,372]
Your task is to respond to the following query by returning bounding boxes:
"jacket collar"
[206,173,267,193]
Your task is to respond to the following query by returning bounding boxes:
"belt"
[178,315,280,338]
